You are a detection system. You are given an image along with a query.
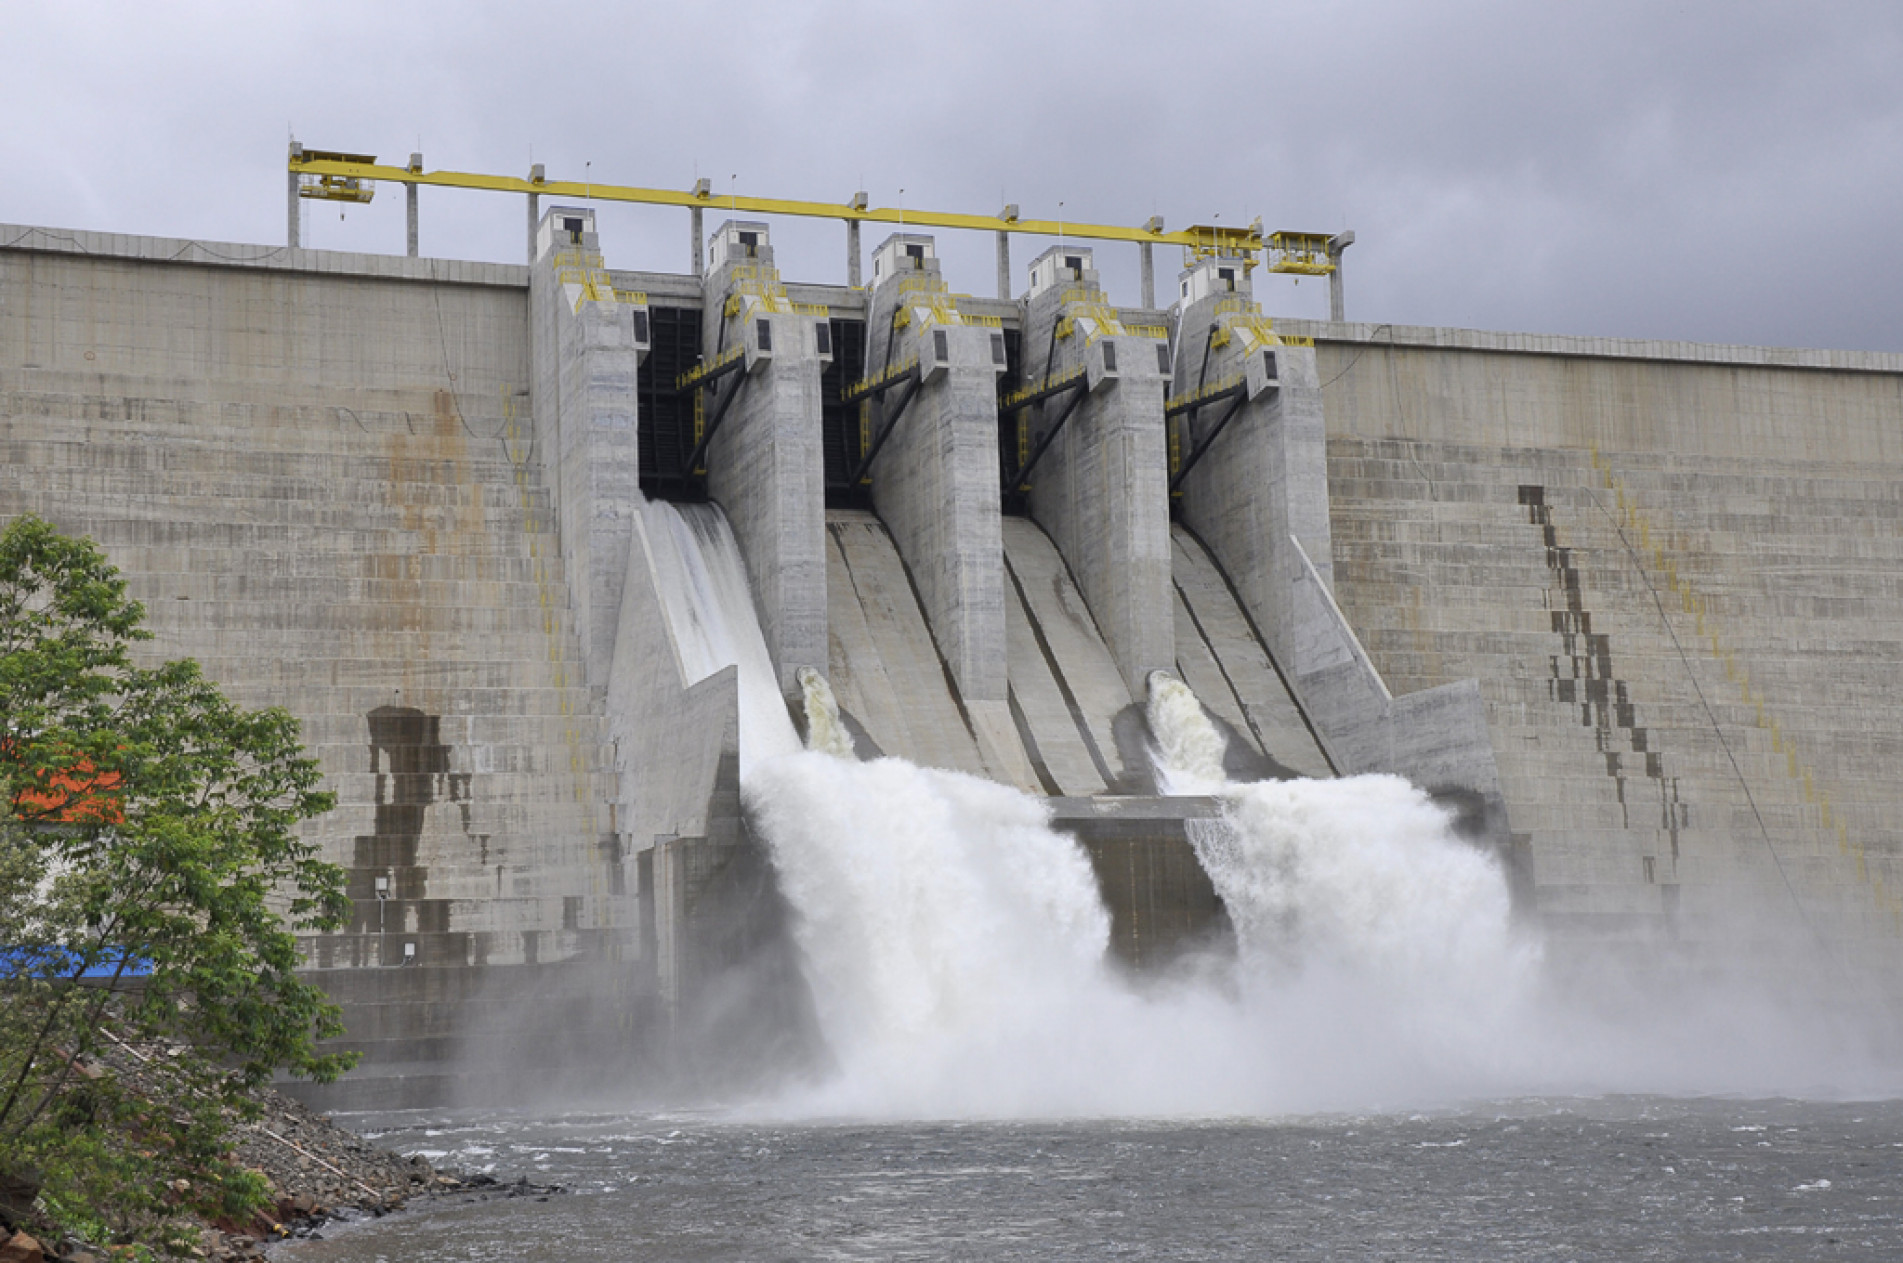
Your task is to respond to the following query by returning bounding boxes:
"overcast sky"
[7,1,1899,351]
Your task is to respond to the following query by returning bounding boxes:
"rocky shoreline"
[1,1084,558,1262]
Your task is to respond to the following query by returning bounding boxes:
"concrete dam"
[4,183,1902,1108]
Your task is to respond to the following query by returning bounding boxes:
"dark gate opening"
[994,327,1029,516]
[638,305,707,502]
[821,318,870,509]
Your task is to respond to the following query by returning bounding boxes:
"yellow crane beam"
[287,151,1329,266]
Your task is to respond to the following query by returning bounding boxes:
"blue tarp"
[0,944,153,981]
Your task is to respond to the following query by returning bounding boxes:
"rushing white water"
[1146,669,1230,794]
[641,501,800,767]
[1148,670,1533,1006]
[795,666,856,759]
[650,508,1897,1117]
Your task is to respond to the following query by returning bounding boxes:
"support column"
[1140,216,1163,309]
[996,204,1017,300]
[287,142,301,248]
[863,234,1011,705]
[690,178,710,277]
[1169,255,1507,824]
[526,164,543,264]
[527,205,645,689]
[1328,230,1354,322]
[405,152,421,258]
[1015,244,1174,698]
[698,221,829,697]
[847,191,868,287]
[1168,259,1330,677]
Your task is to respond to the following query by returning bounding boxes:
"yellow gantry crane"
[287,144,1345,302]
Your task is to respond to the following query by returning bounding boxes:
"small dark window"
[739,231,759,247]
[990,332,1006,366]
[906,243,925,262]
[933,329,949,361]
[815,322,832,356]
[1155,343,1171,375]
[562,217,584,234]
[1065,255,1083,273]
[756,319,772,352]
[632,310,650,343]
[1218,267,1235,290]
[1100,340,1117,372]
[1262,350,1277,380]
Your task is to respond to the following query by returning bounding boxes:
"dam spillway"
[4,204,1903,1108]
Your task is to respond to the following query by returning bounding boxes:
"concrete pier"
[406,152,421,258]
[1167,255,1509,834]
[862,235,1010,703]
[697,221,829,696]
[528,206,646,691]
[860,234,1032,775]
[1013,244,1175,699]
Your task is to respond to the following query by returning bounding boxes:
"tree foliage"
[0,515,354,1252]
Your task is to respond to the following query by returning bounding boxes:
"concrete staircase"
[1328,436,1903,986]
[0,379,627,1106]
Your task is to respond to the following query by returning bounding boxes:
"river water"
[279,1098,1903,1260]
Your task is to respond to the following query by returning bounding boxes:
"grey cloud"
[4,0,1897,349]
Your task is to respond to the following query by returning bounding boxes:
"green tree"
[0,515,355,1253]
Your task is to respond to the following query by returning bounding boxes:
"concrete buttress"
[861,234,1030,778]
[1014,245,1174,699]
[528,207,645,692]
[698,221,828,697]
[1168,257,1510,839]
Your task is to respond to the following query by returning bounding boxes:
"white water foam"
[649,508,1897,1117]
[641,501,800,767]
[796,666,856,760]
[1146,670,1229,794]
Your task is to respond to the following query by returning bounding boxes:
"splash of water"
[796,666,857,760]
[1146,672,1532,983]
[651,516,1897,1116]
[1145,669,1228,793]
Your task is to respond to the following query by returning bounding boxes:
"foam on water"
[651,507,1898,1116]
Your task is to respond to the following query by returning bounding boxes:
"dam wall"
[7,215,1903,1103]
[0,226,631,1107]
[1286,319,1903,977]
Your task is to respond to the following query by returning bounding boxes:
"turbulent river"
[278,503,1903,1259]
[279,1101,1903,1260]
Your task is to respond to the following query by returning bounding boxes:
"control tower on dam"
[4,153,1901,1106]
